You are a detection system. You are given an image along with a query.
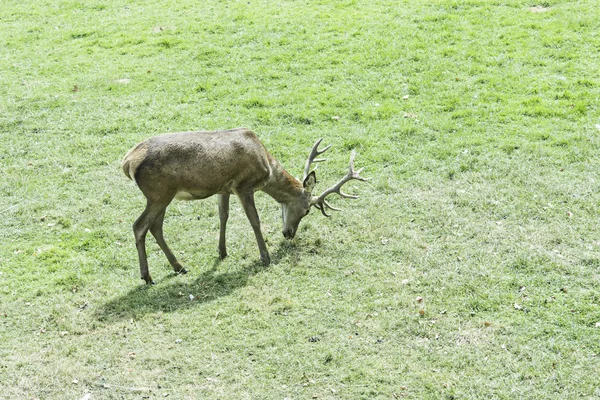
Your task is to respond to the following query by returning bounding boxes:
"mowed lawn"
[1,0,599,398]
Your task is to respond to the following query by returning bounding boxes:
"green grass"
[2,0,600,398]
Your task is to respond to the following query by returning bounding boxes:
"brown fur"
[122,128,314,284]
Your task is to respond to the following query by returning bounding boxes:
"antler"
[310,150,370,217]
[303,138,332,180]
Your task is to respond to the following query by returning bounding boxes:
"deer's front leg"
[217,194,230,260]
[238,191,270,265]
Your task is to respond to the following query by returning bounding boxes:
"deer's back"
[122,128,273,201]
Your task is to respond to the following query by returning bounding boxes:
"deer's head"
[281,171,316,239]
[281,139,369,240]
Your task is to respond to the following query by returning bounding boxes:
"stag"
[122,128,368,284]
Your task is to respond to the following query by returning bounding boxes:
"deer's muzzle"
[282,228,295,240]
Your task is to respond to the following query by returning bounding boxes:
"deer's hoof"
[173,263,187,274]
[142,276,155,285]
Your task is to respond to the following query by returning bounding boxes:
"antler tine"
[311,149,370,217]
[314,199,342,217]
[303,138,332,180]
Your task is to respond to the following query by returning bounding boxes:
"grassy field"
[2,0,600,398]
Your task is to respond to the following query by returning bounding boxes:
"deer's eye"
[305,209,310,216]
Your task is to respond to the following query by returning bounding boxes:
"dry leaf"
[513,303,522,310]
[530,6,550,13]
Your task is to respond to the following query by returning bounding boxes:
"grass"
[1,0,600,398]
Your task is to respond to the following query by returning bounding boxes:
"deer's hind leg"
[150,208,187,275]
[133,200,171,284]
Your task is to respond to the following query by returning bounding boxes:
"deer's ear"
[303,171,317,194]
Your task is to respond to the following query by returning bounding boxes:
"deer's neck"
[262,161,303,204]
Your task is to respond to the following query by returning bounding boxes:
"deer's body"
[123,129,282,200]
[122,128,366,284]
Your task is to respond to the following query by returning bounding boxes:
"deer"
[122,128,368,284]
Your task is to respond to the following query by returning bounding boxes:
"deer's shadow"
[96,243,294,322]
